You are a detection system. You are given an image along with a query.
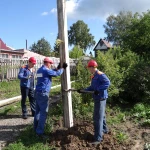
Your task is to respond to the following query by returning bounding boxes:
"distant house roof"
[0,49,24,54]
[0,38,13,50]
[93,39,111,51]
[7,45,15,50]
[22,49,46,59]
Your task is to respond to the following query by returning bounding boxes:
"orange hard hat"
[87,60,98,68]
[43,57,53,64]
[29,57,36,64]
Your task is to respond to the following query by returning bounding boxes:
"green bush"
[61,46,150,110]
[95,48,150,105]
[96,50,124,100]
[120,60,150,104]
[132,103,150,119]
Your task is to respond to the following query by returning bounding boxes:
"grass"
[115,131,128,143]
[4,125,54,150]
[0,80,20,99]
[0,78,63,100]
[131,103,150,126]
[107,106,126,125]
[0,101,21,116]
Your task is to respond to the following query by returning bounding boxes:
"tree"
[52,34,60,57]
[30,38,52,56]
[122,11,150,56]
[103,11,138,44]
[53,43,59,56]
[68,20,96,52]
[69,46,84,59]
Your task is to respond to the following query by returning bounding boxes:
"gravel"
[0,113,34,148]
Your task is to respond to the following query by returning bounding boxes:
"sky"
[0,0,150,54]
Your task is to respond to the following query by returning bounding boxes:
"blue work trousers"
[93,99,108,141]
[34,91,49,135]
[20,86,35,116]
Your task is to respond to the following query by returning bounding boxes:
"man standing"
[34,57,67,137]
[78,60,110,144]
[18,57,36,119]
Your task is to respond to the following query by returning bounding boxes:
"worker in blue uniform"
[78,60,110,145]
[18,57,36,119]
[34,57,68,138]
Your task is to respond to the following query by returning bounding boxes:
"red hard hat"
[44,57,53,64]
[87,60,98,67]
[29,57,36,64]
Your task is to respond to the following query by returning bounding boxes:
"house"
[0,38,24,59]
[0,38,72,67]
[93,39,112,57]
[0,38,50,60]
[15,49,46,60]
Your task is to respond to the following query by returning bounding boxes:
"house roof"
[23,49,46,59]
[0,38,13,50]
[7,45,15,50]
[93,39,111,51]
[102,40,111,48]
[0,49,24,54]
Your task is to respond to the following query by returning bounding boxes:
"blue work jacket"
[35,65,63,93]
[85,70,110,100]
[18,65,35,88]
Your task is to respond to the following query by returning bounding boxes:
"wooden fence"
[0,58,77,82]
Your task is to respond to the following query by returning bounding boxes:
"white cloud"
[50,0,150,20]
[50,0,78,18]
[50,8,57,13]
[74,0,150,19]
[66,0,78,14]
[41,8,57,16]
[50,32,54,35]
[41,12,49,16]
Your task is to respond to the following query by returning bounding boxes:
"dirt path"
[0,115,33,147]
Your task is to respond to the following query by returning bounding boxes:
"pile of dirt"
[49,120,138,150]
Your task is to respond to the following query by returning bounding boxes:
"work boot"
[36,134,49,140]
[22,115,28,119]
[104,131,109,134]
[90,140,101,145]
[32,112,35,117]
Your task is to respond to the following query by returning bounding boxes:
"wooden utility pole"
[57,0,73,128]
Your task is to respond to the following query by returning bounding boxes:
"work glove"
[63,62,68,69]
[27,75,33,79]
[77,89,84,93]
[57,63,61,69]
[94,90,99,95]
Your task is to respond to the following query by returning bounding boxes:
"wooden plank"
[57,0,73,128]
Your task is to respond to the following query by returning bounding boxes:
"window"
[12,55,22,59]
[2,54,8,58]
